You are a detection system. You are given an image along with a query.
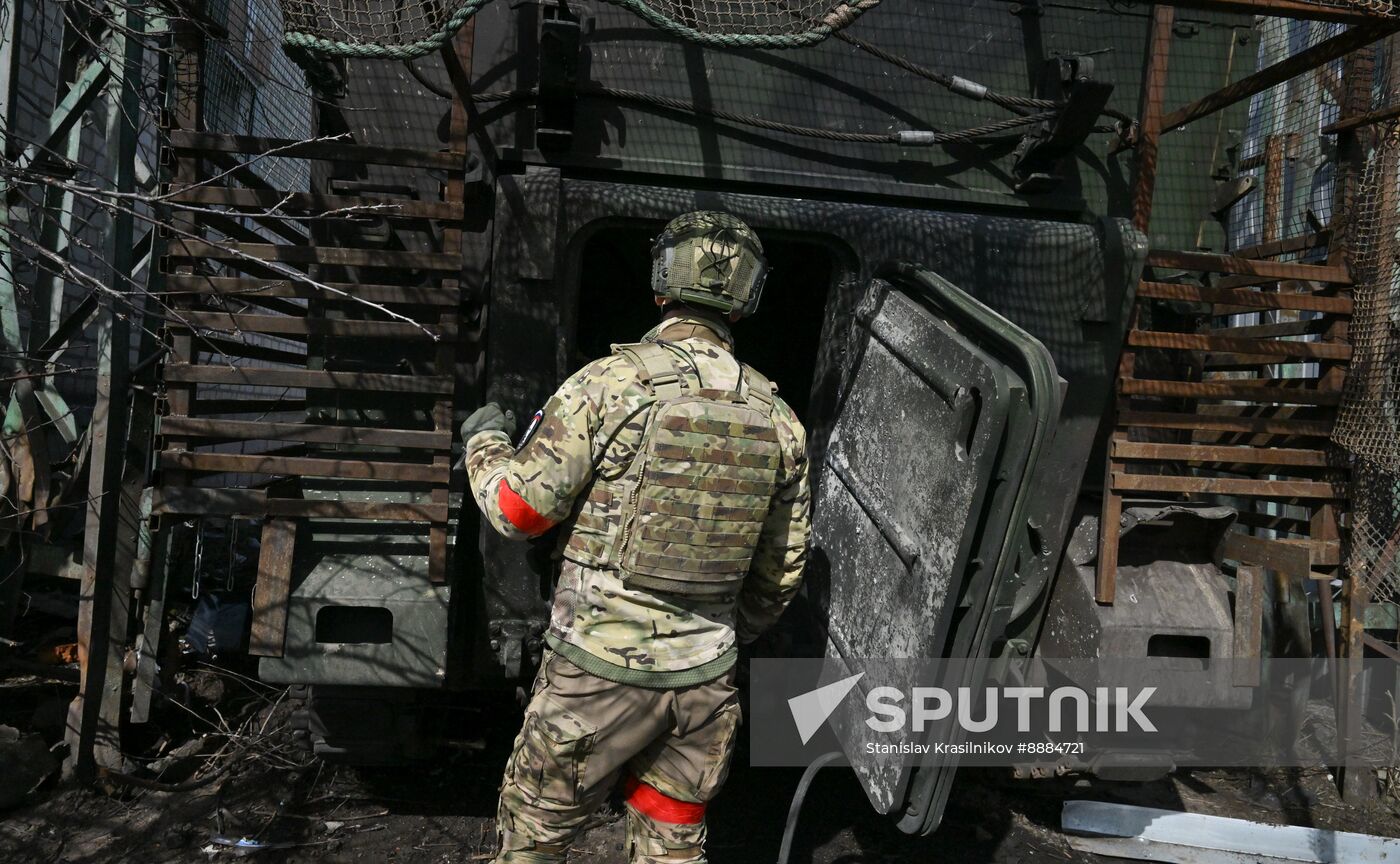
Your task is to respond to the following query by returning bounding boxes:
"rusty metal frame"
[1163,0,1391,25]
[1159,20,1400,134]
[1098,0,1387,801]
[1097,3,1175,604]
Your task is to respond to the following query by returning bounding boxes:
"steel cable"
[580,85,1057,144]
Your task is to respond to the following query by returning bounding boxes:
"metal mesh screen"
[206,0,313,191]
[1227,19,1345,251]
[279,0,880,58]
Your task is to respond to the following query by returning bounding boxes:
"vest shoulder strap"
[613,341,687,401]
[739,363,776,414]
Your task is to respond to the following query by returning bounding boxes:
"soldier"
[460,211,811,864]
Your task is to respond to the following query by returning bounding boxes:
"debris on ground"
[1063,799,1400,862]
[0,724,58,809]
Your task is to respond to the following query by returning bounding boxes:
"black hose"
[403,58,453,100]
[776,751,844,864]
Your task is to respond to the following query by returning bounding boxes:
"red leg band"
[624,776,707,825]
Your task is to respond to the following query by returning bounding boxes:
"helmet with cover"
[650,211,768,318]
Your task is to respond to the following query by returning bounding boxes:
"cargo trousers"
[494,649,742,864]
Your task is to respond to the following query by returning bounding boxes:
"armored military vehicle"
[125,0,1361,836]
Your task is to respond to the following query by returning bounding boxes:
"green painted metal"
[26,21,91,448]
[0,0,25,388]
[16,57,112,169]
[1329,597,1400,631]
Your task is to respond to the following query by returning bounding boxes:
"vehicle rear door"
[808,262,1060,834]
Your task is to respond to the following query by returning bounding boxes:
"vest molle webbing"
[562,341,781,598]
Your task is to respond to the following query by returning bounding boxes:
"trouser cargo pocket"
[512,698,598,806]
[694,700,741,800]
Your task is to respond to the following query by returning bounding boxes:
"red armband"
[497,478,555,536]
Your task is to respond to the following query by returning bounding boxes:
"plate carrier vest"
[561,340,783,598]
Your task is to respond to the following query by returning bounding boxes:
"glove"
[460,402,516,441]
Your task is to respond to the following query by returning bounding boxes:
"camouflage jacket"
[464,312,811,687]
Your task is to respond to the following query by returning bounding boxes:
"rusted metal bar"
[168,129,463,170]
[167,186,464,221]
[1297,538,1342,566]
[1222,531,1315,577]
[1328,43,1368,803]
[1100,3,1171,599]
[1233,564,1264,687]
[1132,5,1175,233]
[1119,408,1333,437]
[1160,21,1397,133]
[1320,583,1339,658]
[1111,440,1332,467]
[163,274,459,305]
[1110,472,1346,499]
[1146,250,1351,283]
[1362,633,1400,663]
[429,22,475,584]
[158,416,451,448]
[1126,329,1352,360]
[1322,102,1400,135]
[175,311,456,340]
[162,363,455,394]
[1158,0,1379,26]
[1263,134,1287,245]
[1231,230,1331,260]
[1137,281,1353,313]
[157,450,447,482]
[1118,378,1342,405]
[153,19,203,594]
[166,239,462,271]
[1341,577,1373,798]
[151,487,450,521]
[248,519,297,658]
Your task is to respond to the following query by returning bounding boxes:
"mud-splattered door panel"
[809,264,1059,832]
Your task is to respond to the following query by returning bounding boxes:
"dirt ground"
[5,667,1400,864]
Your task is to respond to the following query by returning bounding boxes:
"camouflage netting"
[1349,459,1400,601]
[1335,123,1400,473]
[1342,0,1400,16]
[280,0,880,58]
[1335,120,1400,601]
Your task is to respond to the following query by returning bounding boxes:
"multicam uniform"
[464,311,811,863]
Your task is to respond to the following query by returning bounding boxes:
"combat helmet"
[650,211,768,318]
